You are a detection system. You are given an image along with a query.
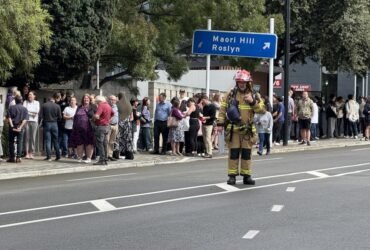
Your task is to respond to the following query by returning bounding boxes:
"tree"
[314,0,370,73]
[100,0,284,86]
[0,0,52,82]
[266,0,370,73]
[34,0,115,83]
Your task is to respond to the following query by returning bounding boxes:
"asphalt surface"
[0,145,369,249]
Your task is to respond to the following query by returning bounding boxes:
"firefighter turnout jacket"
[218,88,264,176]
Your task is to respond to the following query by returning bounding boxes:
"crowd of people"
[2,83,370,170]
[2,86,225,164]
[3,87,138,165]
[270,91,370,147]
[137,90,221,159]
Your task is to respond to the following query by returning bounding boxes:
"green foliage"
[102,0,283,84]
[35,0,115,83]
[266,0,370,73]
[316,0,370,73]
[0,0,52,81]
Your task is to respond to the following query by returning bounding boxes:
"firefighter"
[217,70,264,185]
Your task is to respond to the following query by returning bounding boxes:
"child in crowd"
[254,107,273,155]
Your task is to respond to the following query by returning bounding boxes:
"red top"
[95,102,113,126]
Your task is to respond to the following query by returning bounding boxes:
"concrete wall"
[337,72,354,98]
[147,81,227,115]
[37,81,133,105]
[138,70,238,100]
[137,69,274,101]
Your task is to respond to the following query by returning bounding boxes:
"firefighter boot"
[227,176,236,185]
[243,175,255,185]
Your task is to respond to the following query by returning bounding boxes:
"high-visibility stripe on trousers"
[227,132,253,176]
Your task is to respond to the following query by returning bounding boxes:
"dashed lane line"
[271,205,284,212]
[243,230,260,239]
[91,200,116,212]
[286,187,296,192]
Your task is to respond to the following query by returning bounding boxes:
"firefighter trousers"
[227,132,253,176]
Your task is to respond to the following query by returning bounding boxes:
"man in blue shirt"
[153,93,171,154]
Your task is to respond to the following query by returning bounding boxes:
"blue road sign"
[192,30,277,59]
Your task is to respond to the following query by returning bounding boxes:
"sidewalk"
[0,138,368,180]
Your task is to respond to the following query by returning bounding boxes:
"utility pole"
[206,19,212,97]
[283,0,291,146]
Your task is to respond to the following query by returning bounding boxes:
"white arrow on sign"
[198,42,203,48]
[263,42,270,50]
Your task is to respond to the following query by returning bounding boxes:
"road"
[0,146,369,250]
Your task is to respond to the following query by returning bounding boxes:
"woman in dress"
[23,91,40,159]
[69,94,95,163]
[168,97,184,156]
[117,92,134,160]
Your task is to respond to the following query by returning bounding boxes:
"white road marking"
[243,230,260,239]
[91,200,116,211]
[256,162,370,181]
[0,183,218,216]
[286,187,296,192]
[271,205,284,212]
[351,148,370,152]
[307,171,330,178]
[333,168,370,177]
[2,162,370,216]
[215,183,240,192]
[1,166,369,229]
[66,173,137,182]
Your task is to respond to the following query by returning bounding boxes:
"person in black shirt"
[40,96,62,161]
[7,95,29,163]
[199,94,216,158]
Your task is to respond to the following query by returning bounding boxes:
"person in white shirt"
[310,98,319,140]
[62,96,78,157]
[345,94,359,139]
[23,91,40,159]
